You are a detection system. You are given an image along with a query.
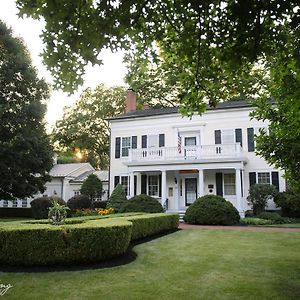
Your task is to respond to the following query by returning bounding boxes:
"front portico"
[126,159,247,217]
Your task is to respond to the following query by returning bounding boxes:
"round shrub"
[184,195,240,225]
[122,194,164,213]
[67,195,92,210]
[274,191,300,218]
[30,196,65,219]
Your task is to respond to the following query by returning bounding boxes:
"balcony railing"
[128,143,243,163]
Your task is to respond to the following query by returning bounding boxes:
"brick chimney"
[126,88,136,113]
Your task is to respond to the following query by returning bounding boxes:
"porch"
[127,162,247,217]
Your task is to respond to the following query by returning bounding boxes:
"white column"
[136,172,141,195]
[235,168,242,213]
[161,170,167,206]
[129,172,135,198]
[174,174,180,210]
[198,169,204,197]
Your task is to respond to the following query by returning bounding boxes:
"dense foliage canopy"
[0,20,53,200]
[16,1,298,108]
[52,84,126,169]
[17,1,300,186]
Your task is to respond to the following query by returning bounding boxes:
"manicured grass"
[269,223,300,228]
[0,217,31,222]
[1,229,300,299]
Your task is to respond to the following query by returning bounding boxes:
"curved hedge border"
[0,213,179,266]
[126,213,179,240]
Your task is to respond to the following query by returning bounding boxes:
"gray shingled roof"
[108,100,254,121]
[49,163,93,177]
[70,170,109,183]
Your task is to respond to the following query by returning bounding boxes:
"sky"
[0,0,127,129]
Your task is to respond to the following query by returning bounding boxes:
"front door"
[185,178,197,206]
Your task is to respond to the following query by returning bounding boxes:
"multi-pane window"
[12,200,18,207]
[148,175,159,197]
[22,199,27,208]
[224,174,236,195]
[3,200,8,207]
[121,137,131,157]
[121,176,130,196]
[222,129,235,144]
[257,172,271,184]
[148,135,159,148]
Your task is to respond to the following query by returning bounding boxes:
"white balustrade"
[129,143,243,162]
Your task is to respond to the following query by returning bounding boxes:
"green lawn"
[1,228,300,300]
[270,223,300,228]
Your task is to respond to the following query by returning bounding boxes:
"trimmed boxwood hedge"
[127,213,179,240]
[0,219,132,266]
[0,208,32,218]
[0,213,179,266]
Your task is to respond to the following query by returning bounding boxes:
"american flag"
[177,131,182,153]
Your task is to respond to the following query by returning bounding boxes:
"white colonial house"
[108,89,285,217]
[0,163,109,208]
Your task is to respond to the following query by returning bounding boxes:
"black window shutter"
[142,135,147,148]
[159,134,165,147]
[141,175,147,194]
[249,172,256,187]
[159,174,162,197]
[215,130,221,144]
[115,137,121,158]
[132,136,137,149]
[134,175,137,195]
[114,176,120,188]
[216,173,223,196]
[235,128,243,147]
[271,172,279,191]
[247,128,255,152]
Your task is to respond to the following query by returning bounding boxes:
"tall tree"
[17,1,300,185]
[80,174,103,202]
[52,84,126,169]
[16,1,297,108]
[0,20,53,200]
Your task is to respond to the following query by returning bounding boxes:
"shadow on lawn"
[0,229,180,273]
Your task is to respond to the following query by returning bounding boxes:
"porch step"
[166,210,186,222]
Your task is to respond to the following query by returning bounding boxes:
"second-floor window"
[115,136,137,158]
[247,127,268,152]
[215,129,242,146]
[122,137,131,157]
